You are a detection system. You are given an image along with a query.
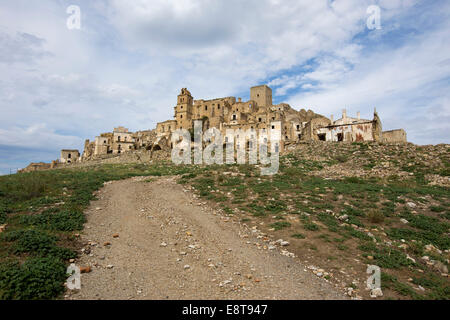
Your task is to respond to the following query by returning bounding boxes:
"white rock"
[406,202,416,208]
[400,218,409,224]
[425,244,442,254]
[370,288,383,298]
[433,261,448,274]
[184,265,190,270]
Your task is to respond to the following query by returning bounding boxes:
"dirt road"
[68,176,346,300]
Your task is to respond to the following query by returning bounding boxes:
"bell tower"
[174,88,193,129]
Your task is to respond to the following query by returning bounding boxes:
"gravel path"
[68,176,346,300]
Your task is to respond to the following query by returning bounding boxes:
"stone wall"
[382,129,407,143]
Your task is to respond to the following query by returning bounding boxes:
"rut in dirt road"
[68,176,346,300]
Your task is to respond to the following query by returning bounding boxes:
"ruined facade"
[72,84,405,163]
[311,109,380,143]
[91,127,135,157]
[153,85,330,153]
[152,85,405,149]
[60,149,80,164]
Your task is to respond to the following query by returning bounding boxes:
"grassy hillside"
[0,141,448,299]
[0,163,191,299]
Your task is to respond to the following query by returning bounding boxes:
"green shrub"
[270,221,291,230]
[347,216,365,228]
[265,200,287,213]
[388,227,450,251]
[374,248,414,268]
[0,257,67,300]
[1,230,76,260]
[317,212,339,232]
[0,211,6,224]
[412,275,450,299]
[304,221,319,231]
[430,206,445,213]
[20,209,85,231]
[345,226,372,241]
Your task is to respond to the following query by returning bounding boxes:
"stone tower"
[250,85,272,107]
[174,88,193,129]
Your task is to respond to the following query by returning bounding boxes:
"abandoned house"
[60,149,80,164]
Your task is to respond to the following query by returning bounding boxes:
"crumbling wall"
[18,162,52,173]
[301,117,331,141]
[82,139,95,161]
[382,129,407,143]
[372,111,383,142]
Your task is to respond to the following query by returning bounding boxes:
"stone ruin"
[20,84,407,172]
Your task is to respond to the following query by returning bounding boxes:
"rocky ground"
[64,141,449,300]
[67,176,346,300]
[286,142,449,186]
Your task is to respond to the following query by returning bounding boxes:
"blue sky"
[0,0,449,174]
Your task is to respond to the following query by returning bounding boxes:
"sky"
[0,0,449,174]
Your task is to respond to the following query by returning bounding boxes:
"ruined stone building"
[82,127,148,161]
[153,85,406,150]
[60,149,80,164]
[154,85,329,152]
[21,84,407,171]
[75,84,406,162]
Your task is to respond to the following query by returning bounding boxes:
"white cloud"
[286,21,450,144]
[0,124,80,151]
[0,0,448,173]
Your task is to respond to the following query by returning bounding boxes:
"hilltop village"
[19,85,406,172]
